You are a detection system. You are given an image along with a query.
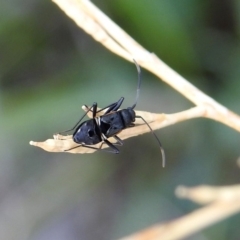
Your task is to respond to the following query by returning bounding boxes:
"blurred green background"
[1,0,240,239]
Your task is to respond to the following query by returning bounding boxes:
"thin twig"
[31,0,240,151]
[52,0,240,132]
[29,1,240,239]
[176,184,240,204]
[119,200,240,240]
[118,184,240,240]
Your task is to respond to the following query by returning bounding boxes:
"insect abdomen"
[100,109,135,137]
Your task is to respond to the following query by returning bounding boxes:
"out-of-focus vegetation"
[1,0,240,239]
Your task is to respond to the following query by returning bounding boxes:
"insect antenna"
[131,60,166,167]
[131,59,141,109]
[136,116,166,167]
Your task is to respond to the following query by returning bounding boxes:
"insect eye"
[88,129,94,138]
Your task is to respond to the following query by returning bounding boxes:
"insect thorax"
[99,108,135,137]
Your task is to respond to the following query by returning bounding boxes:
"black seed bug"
[59,60,166,167]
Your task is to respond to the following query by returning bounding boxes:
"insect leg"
[59,103,97,134]
[102,139,120,153]
[135,115,166,167]
[104,97,124,114]
[83,97,124,116]
[91,102,98,118]
[64,141,119,154]
[113,135,124,146]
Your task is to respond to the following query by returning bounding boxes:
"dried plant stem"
[28,1,240,239]
[176,184,240,204]
[119,200,240,240]
[52,0,240,132]
[119,184,240,240]
[31,0,240,153]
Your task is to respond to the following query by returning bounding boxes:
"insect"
[60,60,166,167]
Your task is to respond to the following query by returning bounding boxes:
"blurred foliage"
[1,0,240,239]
